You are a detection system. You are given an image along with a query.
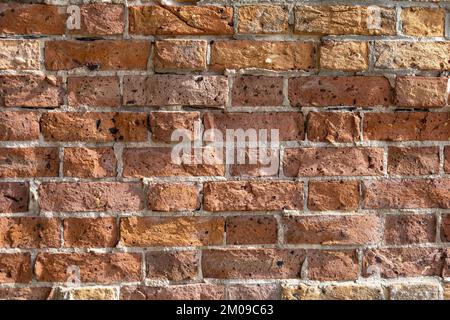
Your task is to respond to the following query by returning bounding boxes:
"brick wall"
[0,0,449,300]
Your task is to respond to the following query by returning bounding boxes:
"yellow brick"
[320,41,369,71]
[401,8,445,37]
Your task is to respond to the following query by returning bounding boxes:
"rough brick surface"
[68,77,121,107]
[395,76,448,108]
[232,76,284,106]
[0,253,32,283]
[401,8,445,37]
[0,112,40,141]
[0,148,59,178]
[307,112,361,143]
[0,218,60,248]
[146,251,198,281]
[307,250,359,281]
[384,214,436,244]
[63,147,117,178]
[388,147,439,175]
[308,181,360,211]
[154,40,207,71]
[63,218,118,248]
[0,183,29,213]
[238,5,289,34]
[320,41,368,71]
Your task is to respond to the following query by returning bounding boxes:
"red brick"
[154,40,207,71]
[284,215,382,245]
[68,4,125,36]
[308,180,360,211]
[64,217,118,248]
[442,214,450,242]
[307,112,361,143]
[0,183,29,213]
[120,217,224,247]
[149,112,200,142]
[146,251,198,281]
[45,41,150,71]
[396,76,448,108]
[0,287,52,300]
[64,147,116,178]
[148,183,200,212]
[363,179,450,209]
[0,112,40,141]
[123,75,227,107]
[68,77,121,107]
[226,216,278,245]
[203,181,304,212]
[41,112,148,142]
[0,148,59,178]
[363,112,450,141]
[289,76,392,107]
[0,253,32,283]
[229,147,280,177]
[39,182,144,212]
[308,250,359,281]
[231,76,284,106]
[35,253,141,283]
[388,147,439,175]
[384,214,436,244]
[0,218,60,248]
[120,284,225,300]
[227,284,279,300]
[202,249,306,279]
[283,148,384,177]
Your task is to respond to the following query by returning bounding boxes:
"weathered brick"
[282,283,384,300]
[363,248,444,278]
[295,5,396,35]
[39,182,144,212]
[64,217,118,248]
[308,180,360,211]
[231,76,284,107]
[229,148,279,177]
[307,112,361,143]
[0,40,39,70]
[395,76,448,108]
[148,183,200,212]
[211,41,316,71]
[0,148,59,178]
[69,287,116,300]
[445,282,450,300]
[363,179,450,209]
[401,8,445,37]
[154,40,207,71]
[0,253,32,283]
[445,147,450,173]
[41,112,148,142]
[289,76,392,107]
[226,216,278,245]
[202,249,306,279]
[68,77,121,107]
[123,75,227,107]
[238,5,289,34]
[0,183,29,213]
[45,41,150,71]
[388,147,439,175]
[0,287,52,300]
[69,4,125,36]
[389,282,440,300]
[120,217,224,247]
[203,181,304,212]
[64,147,117,178]
[384,214,436,244]
[308,250,359,281]
[0,218,60,248]
[129,5,233,35]
[320,41,368,71]
[0,112,40,141]
[146,251,198,281]
[150,112,200,142]
[0,74,63,108]
[441,214,450,242]
[227,284,278,300]
[120,284,225,300]
[364,112,450,141]
[35,253,141,283]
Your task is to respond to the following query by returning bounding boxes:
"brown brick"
[202,249,306,279]
[120,217,224,247]
[289,76,392,107]
[35,253,141,283]
[0,253,32,283]
[229,148,279,177]
[0,218,60,248]
[0,183,29,213]
[41,112,148,142]
[307,112,361,143]
[227,284,278,300]
[64,147,116,178]
[445,147,450,173]
[0,148,59,178]
[148,183,200,212]
[120,284,225,300]
[308,180,360,211]
[226,216,278,245]
[401,7,445,37]
[238,5,289,34]
[395,76,448,108]
[284,215,382,245]
[68,77,121,107]
[389,282,441,300]
[146,251,198,281]
[123,75,227,107]
[154,40,207,71]
[363,179,450,209]
[0,112,40,141]
[295,5,396,35]
[123,148,224,178]
[69,4,125,36]
[45,41,150,71]
[320,41,368,71]
[0,287,52,300]
[363,248,444,278]
[0,74,63,108]
[388,147,439,175]
[231,76,284,107]
[150,112,200,142]
[129,5,233,35]
[204,181,304,212]
[0,40,39,70]
[441,214,450,242]
[211,41,316,71]
[64,217,118,248]
[39,182,144,212]
[384,214,436,244]
[0,4,66,35]
[308,250,359,281]
[364,112,450,141]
